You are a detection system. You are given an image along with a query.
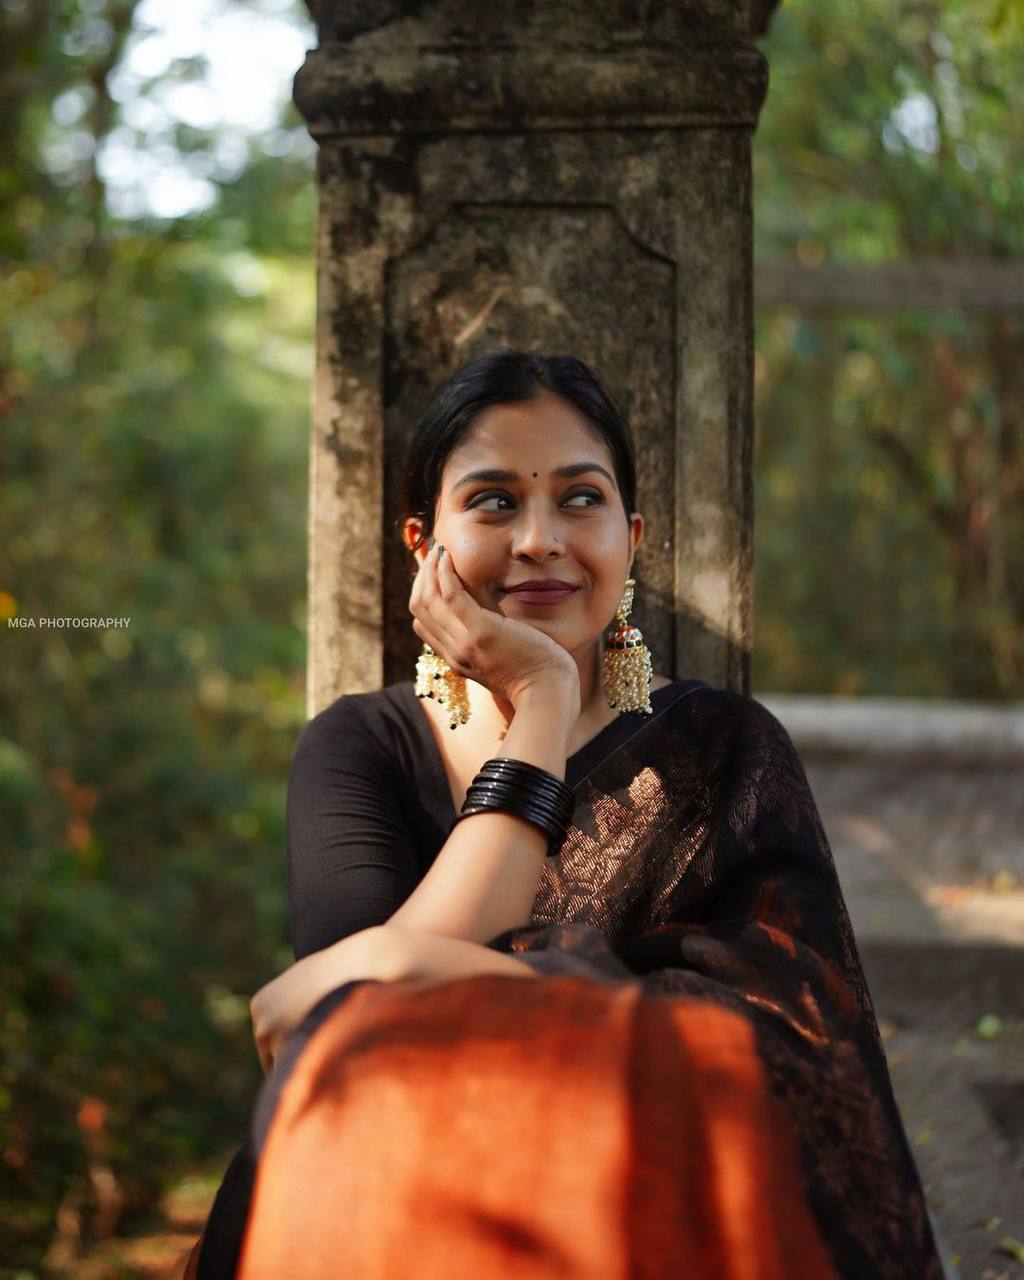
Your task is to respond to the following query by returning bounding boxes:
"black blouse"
[286,677,705,959]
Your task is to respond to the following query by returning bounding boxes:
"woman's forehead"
[445,402,610,470]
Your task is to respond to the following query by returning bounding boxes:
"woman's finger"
[412,542,487,681]
[434,543,457,597]
[433,546,490,667]
[432,543,481,623]
[409,541,446,625]
[412,613,460,679]
[415,545,461,653]
[411,615,437,649]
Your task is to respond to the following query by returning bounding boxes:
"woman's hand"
[409,540,580,711]
[250,927,398,1075]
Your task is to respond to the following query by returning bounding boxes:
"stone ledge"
[294,41,768,136]
[759,693,1024,766]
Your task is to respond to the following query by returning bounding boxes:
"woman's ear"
[402,518,426,558]
[403,520,437,581]
[628,512,645,564]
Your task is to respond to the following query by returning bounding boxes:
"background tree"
[753,0,1024,698]
[1,0,316,1266]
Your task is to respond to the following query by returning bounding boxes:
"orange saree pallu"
[237,972,839,1280]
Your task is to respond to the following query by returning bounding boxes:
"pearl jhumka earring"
[413,642,472,730]
[601,575,654,716]
[414,576,654,730]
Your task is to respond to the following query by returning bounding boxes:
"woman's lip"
[504,586,580,604]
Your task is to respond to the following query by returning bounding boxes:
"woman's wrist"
[324,925,408,985]
[511,673,581,722]
[505,680,580,766]
[376,926,540,984]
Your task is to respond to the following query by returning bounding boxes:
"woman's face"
[409,391,644,656]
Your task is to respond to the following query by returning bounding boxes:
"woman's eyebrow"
[452,462,614,492]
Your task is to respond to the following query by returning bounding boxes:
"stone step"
[861,939,1024,1022]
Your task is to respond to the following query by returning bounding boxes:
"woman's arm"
[251,925,537,1072]
[251,926,386,1073]
[286,701,423,959]
[287,677,577,959]
[386,678,578,944]
[389,926,541,984]
[389,541,582,944]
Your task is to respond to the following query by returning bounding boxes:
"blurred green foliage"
[752,0,1024,697]
[1,0,316,1269]
[0,0,1021,1272]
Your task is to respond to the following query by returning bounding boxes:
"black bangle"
[461,785,572,838]
[464,769,571,813]
[456,794,571,856]
[468,758,573,807]
[461,774,573,830]
[465,759,574,826]
[453,756,575,856]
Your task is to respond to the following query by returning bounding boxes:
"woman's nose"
[511,518,563,560]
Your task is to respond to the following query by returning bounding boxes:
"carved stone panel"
[382,203,676,690]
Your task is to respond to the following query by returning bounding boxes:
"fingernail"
[427,536,435,549]
[437,544,445,560]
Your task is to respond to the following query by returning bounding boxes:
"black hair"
[399,347,637,555]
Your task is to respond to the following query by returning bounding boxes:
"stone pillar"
[294,1,768,715]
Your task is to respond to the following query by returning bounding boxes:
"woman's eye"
[469,492,514,512]
[469,490,603,512]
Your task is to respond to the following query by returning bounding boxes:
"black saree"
[188,681,945,1280]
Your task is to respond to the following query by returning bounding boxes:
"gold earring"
[603,577,653,714]
[414,644,471,730]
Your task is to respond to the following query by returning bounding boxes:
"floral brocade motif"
[489,685,944,1280]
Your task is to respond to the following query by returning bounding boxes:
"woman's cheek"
[456,554,500,610]
[445,535,485,580]
[591,557,631,619]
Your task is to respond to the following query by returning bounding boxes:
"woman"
[186,349,944,1279]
